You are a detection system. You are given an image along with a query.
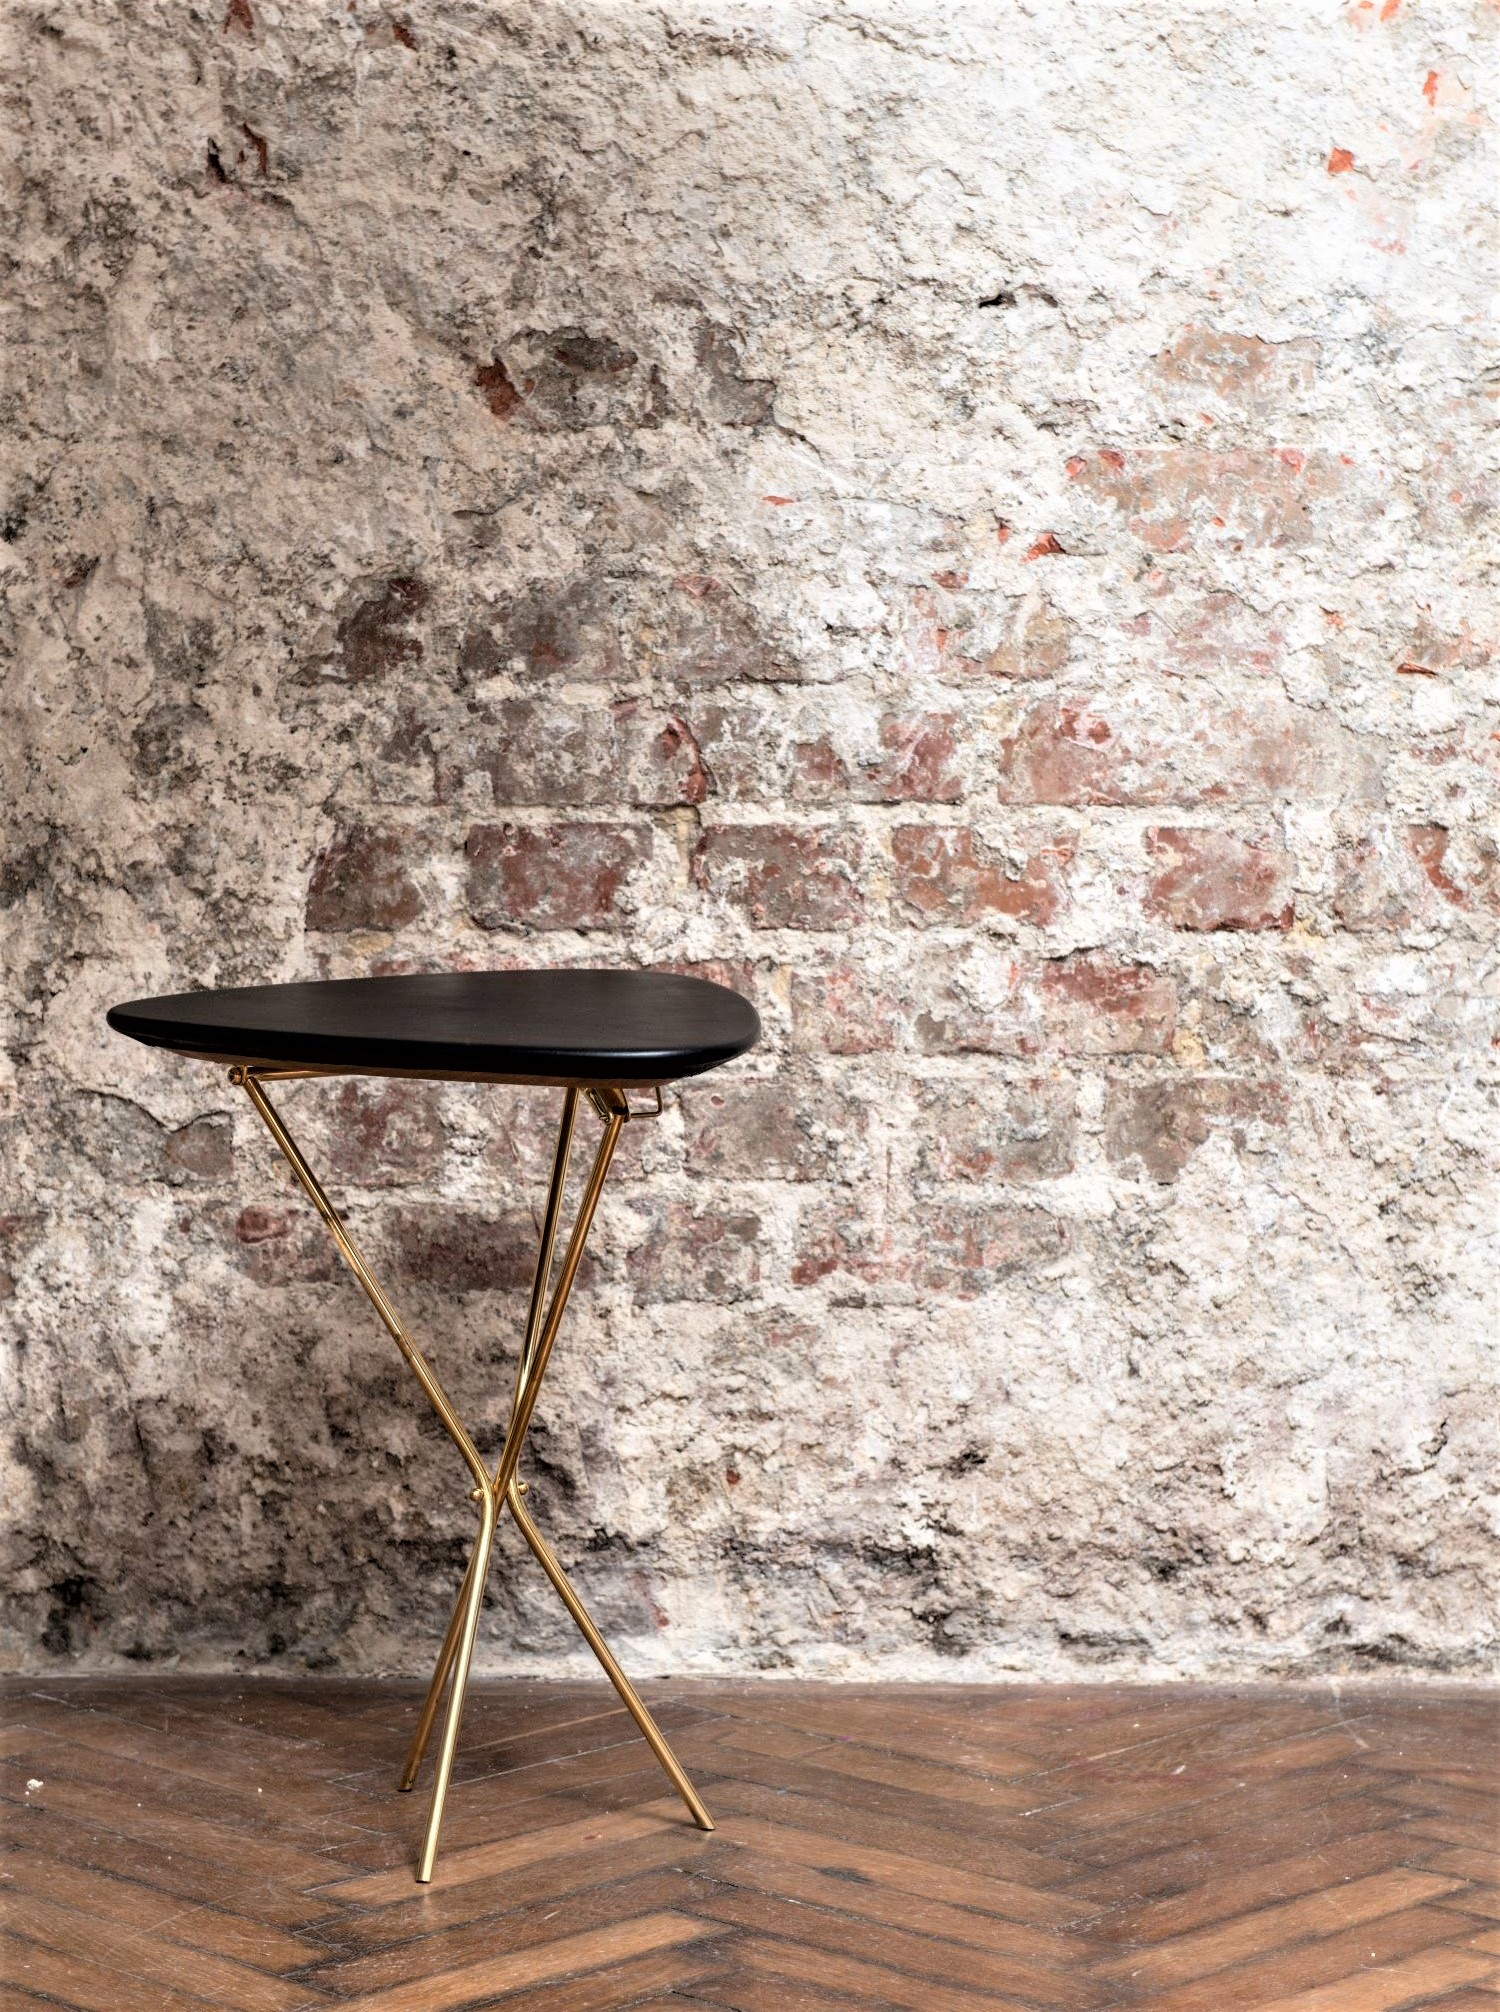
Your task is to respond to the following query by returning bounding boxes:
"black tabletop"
[106,970,760,1085]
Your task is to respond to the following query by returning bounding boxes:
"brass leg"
[233,1070,713,1884]
[398,1539,479,1794]
[507,1478,714,1829]
[419,1483,495,1884]
[399,1090,580,1794]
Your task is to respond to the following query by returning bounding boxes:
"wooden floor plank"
[1094,1868,1464,1990]
[1136,1905,1481,2012]
[6,1893,318,2012]
[319,1823,721,1953]
[2,1677,1495,2011]
[1438,1890,1500,1924]
[691,1979,907,2012]
[710,1812,1091,1928]
[320,1805,685,1907]
[3,1800,339,1931]
[1,1779,352,1893]
[1098,1822,1428,1947]
[685,1881,1111,2009]
[707,1842,1092,1964]
[448,1941,732,2011]
[1249,1946,1499,2009]
[0,1932,243,2012]
[1063,1792,1417,1906]
[701,1775,1068,1888]
[1419,1850,1500,1885]
[307,1868,699,1995]
[1056,1764,1384,1868]
[720,1931,1035,2012]
[329,1910,717,2012]
[0,1849,329,1973]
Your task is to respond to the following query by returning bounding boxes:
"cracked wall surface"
[3,0,1497,1680]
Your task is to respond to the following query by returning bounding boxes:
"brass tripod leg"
[506,1479,713,1829]
[399,1090,580,1796]
[236,1068,497,1884]
[235,1069,713,1883]
[397,1539,480,1796]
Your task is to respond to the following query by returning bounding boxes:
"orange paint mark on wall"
[1422,70,1441,106]
[1327,147,1356,174]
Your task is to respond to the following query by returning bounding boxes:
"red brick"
[162,1115,234,1180]
[681,1078,859,1181]
[891,825,1073,927]
[460,575,619,684]
[644,574,779,684]
[915,950,1177,1057]
[224,1205,338,1284]
[484,1083,584,1183]
[466,821,648,930]
[627,1203,761,1302]
[865,712,966,801]
[998,698,1373,807]
[917,1207,1071,1294]
[321,1080,447,1187]
[693,703,965,804]
[1134,579,1288,681]
[1335,822,1500,930]
[1039,954,1178,1055]
[914,1078,1077,1182]
[374,703,438,803]
[330,576,427,684]
[989,594,1074,680]
[1068,447,1344,552]
[903,584,1073,683]
[790,963,901,1054]
[1152,327,1319,415]
[492,325,653,432]
[794,1200,1068,1296]
[660,955,764,999]
[306,824,422,932]
[693,824,866,929]
[1104,1077,1288,1182]
[389,1207,552,1292]
[695,317,774,427]
[1391,612,1487,680]
[475,354,520,420]
[1146,827,1294,932]
[456,699,708,809]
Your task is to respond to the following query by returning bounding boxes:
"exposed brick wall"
[3,1,1496,1681]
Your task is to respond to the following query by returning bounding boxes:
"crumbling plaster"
[2,0,1497,1680]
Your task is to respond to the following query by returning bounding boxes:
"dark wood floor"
[2,1678,1497,2011]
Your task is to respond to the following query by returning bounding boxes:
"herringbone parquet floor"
[2,1679,1497,2011]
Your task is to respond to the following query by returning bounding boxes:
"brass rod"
[418,1490,495,1883]
[236,1068,496,1880]
[236,1072,491,1499]
[490,1105,623,1511]
[506,1480,714,1830]
[398,1542,478,1794]
[516,1089,578,1398]
[400,1087,580,1795]
[232,1067,703,1883]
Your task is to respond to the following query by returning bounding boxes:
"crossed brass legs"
[233,1069,713,1883]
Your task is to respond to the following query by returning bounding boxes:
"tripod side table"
[107,967,760,1882]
